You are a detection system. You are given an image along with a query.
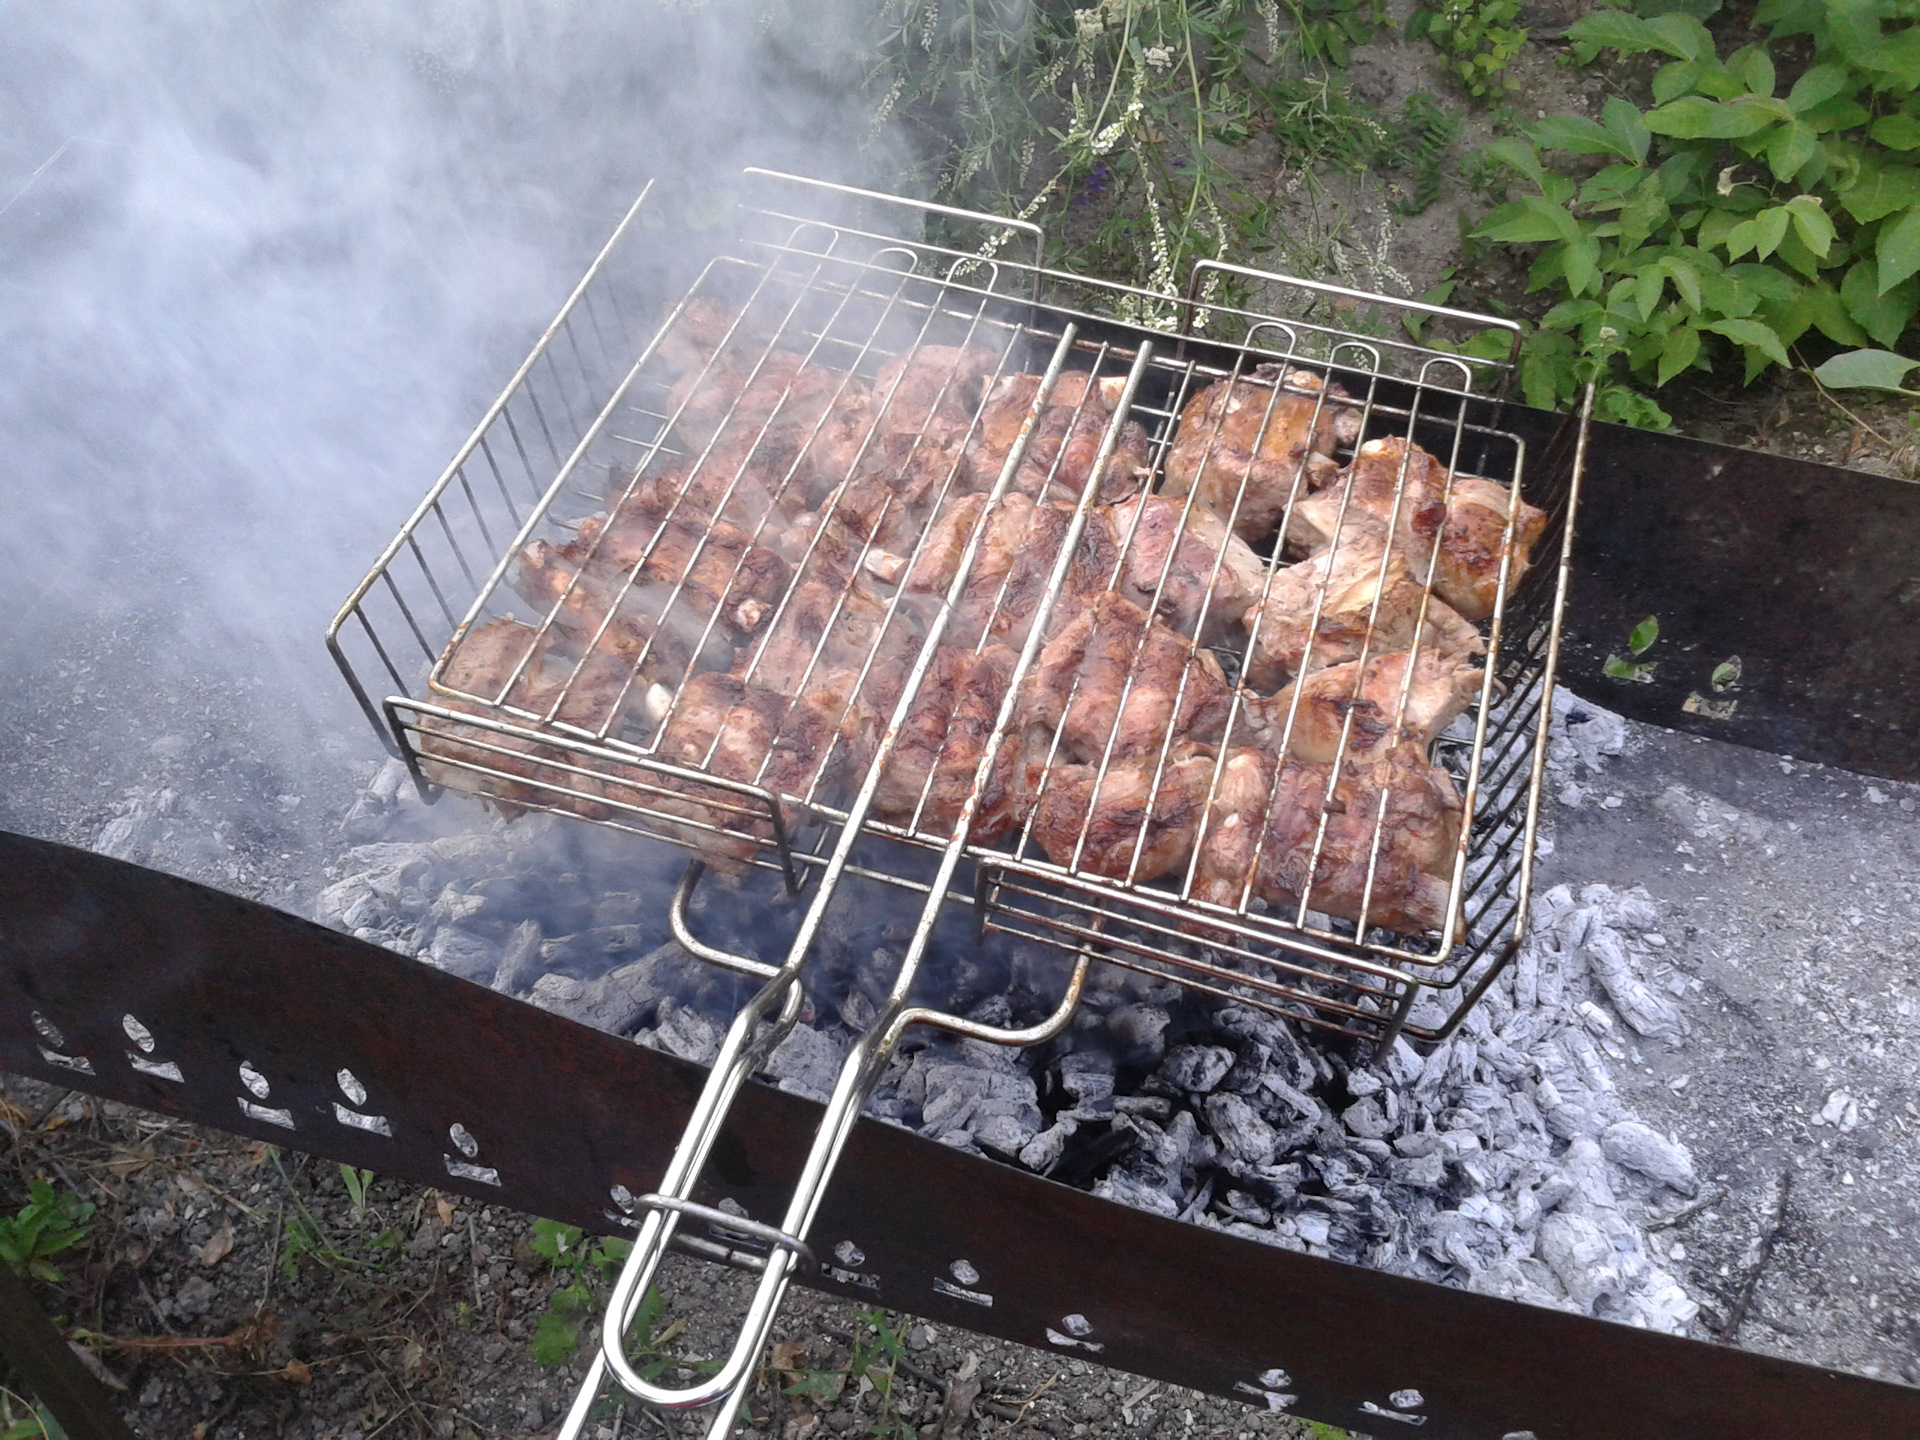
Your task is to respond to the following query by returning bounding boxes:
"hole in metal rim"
[948,1258,979,1285]
[337,1068,368,1105]
[123,1014,156,1052]
[30,1012,64,1047]
[833,1241,864,1267]
[448,1121,479,1157]
[239,1061,271,1099]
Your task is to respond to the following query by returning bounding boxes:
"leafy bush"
[0,1180,95,1285]
[1408,0,1529,98]
[527,1217,633,1365]
[1474,0,1920,425]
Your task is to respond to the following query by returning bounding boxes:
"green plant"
[1604,613,1662,681]
[1474,1,1920,425]
[781,1310,913,1440]
[1408,0,1528,98]
[338,1165,374,1222]
[0,1181,95,1285]
[870,0,1389,328]
[526,1219,635,1366]
[0,1386,61,1440]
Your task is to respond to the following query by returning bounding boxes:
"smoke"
[0,2,909,803]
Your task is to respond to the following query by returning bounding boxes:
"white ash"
[310,688,1703,1334]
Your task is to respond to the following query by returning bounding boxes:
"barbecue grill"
[325,169,1587,1435]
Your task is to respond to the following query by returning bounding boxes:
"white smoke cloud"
[0,2,906,785]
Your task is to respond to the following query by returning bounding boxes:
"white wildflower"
[1074,7,1105,40]
[1259,0,1282,55]
[921,0,941,50]
[1143,44,1176,70]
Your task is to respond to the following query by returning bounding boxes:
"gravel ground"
[0,1073,1325,1440]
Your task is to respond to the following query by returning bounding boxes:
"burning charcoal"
[1344,1067,1385,1098]
[1536,1212,1623,1308]
[649,999,723,1066]
[1544,1100,1604,1140]
[425,927,500,982]
[1218,1190,1272,1226]
[1155,1044,1235,1094]
[1104,1004,1170,1068]
[1204,1092,1278,1168]
[1388,1152,1446,1188]
[1093,1172,1180,1218]
[1600,1121,1697,1195]
[537,925,658,978]
[1581,927,1685,1040]
[1340,1097,1394,1141]
[1056,1052,1117,1109]
[974,1112,1040,1161]
[1018,1118,1079,1174]
[1113,1094,1174,1122]
[765,1025,843,1103]
[491,919,544,994]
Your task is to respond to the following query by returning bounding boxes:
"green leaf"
[1703,317,1791,367]
[1634,266,1667,321]
[1652,60,1703,105]
[1876,206,1920,292]
[1766,122,1819,182]
[1784,195,1835,257]
[1803,280,1871,344]
[1799,95,1871,134]
[1863,31,1920,89]
[1646,94,1786,140]
[1840,164,1920,224]
[1604,654,1658,681]
[1662,256,1704,311]
[1644,96,1718,138]
[1647,12,1713,59]
[1872,115,1920,151]
[1565,10,1666,61]
[1730,45,1775,96]
[1476,196,1579,244]
[1628,615,1661,654]
[530,1311,580,1365]
[1811,347,1920,390]
[1563,233,1602,295]
[1533,114,1637,159]
[1787,63,1851,114]
[1602,97,1653,165]
[1842,257,1920,344]
[1657,323,1703,383]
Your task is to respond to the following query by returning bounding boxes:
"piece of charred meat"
[1282,436,1451,572]
[869,343,1004,445]
[618,670,854,871]
[1237,648,1484,766]
[776,431,968,583]
[1029,745,1216,881]
[666,349,876,505]
[1239,533,1484,690]
[732,565,920,702]
[869,644,1041,843]
[1021,592,1233,764]
[964,370,1150,506]
[1432,474,1549,621]
[1190,742,1462,935]
[512,497,791,681]
[419,618,639,820]
[905,493,1108,651]
[1161,365,1359,543]
[1094,491,1268,642]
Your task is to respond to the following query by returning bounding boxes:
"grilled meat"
[419,618,636,820]
[1433,474,1549,621]
[1161,365,1359,543]
[1030,746,1216,882]
[512,498,790,680]
[1096,491,1267,642]
[667,349,875,504]
[634,670,855,870]
[1282,436,1451,571]
[870,343,1003,444]
[1021,592,1233,764]
[1239,533,1484,689]
[1238,648,1484,766]
[1191,743,1462,934]
[964,370,1150,506]
[871,644,1041,843]
[733,569,912,699]
[906,493,1107,651]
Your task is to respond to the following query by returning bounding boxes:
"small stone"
[1204,1093,1278,1166]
